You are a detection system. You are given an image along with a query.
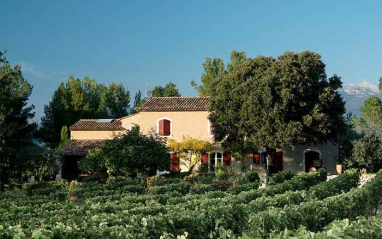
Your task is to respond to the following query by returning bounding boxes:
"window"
[209,152,230,171]
[157,118,172,136]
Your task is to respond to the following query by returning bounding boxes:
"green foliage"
[246,170,382,238]
[79,126,170,176]
[358,96,382,135]
[131,90,146,113]
[168,138,214,171]
[38,76,130,147]
[209,51,346,154]
[152,81,181,97]
[191,50,246,96]
[20,145,62,181]
[270,217,382,239]
[244,172,260,183]
[0,169,334,238]
[346,134,382,167]
[268,170,296,185]
[0,52,37,189]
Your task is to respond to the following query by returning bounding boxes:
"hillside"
[338,81,380,115]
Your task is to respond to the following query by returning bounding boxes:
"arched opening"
[304,150,321,172]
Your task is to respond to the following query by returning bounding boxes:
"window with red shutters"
[163,120,171,136]
[253,153,260,164]
[223,152,231,165]
[201,152,208,164]
[171,152,179,171]
[159,120,164,135]
[158,119,171,136]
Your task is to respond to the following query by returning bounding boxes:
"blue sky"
[1,0,382,121]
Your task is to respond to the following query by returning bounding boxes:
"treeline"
[0,51,181,189]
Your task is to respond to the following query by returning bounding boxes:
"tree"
[131,90,145,114]
[345,134,382,169]
[209,51,346,178]
[106,82,130,118]
[191,57,225,96]
[79,126,170,176]
[152,82,181,97]
[20,145,62,181]
[357,96,382,135]
[191,50,247,96]
[58,126,70,149]
[39,76,130,147]
[167,138,214,171]
[0,51,37,189]
[379,77,382,94]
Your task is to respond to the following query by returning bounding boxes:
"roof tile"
[61,140,106,156]
[137,97,210,112]
[70,119,125,131]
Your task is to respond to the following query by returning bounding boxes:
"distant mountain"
[338,81,380,115]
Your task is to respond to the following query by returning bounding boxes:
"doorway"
[304,151,321,172]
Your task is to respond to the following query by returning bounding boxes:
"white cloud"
[18,62,45,77]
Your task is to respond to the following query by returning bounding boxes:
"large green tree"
[191,50,247,96]
[152,81,181,97]
[355,96,382,135]
[39,76,130,147]
[209,51,346,163]
[0,52,37,189]
[79,126,170,176]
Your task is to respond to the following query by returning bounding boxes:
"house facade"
[62,97,339,178]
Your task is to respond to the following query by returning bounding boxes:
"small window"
[157,118,172,136]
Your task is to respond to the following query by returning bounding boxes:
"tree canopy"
[152,81,181,97]
[355,96,382,135]
[209,51,346,154]
[191,50,247,96]
[39,76,130,147]
[79,127,170,176]
[0,52,37,189]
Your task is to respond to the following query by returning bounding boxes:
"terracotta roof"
[137,97,210,112]
[70,119,126,131]
[62,140,106,156]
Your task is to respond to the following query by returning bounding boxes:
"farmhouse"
[62,97,339,179]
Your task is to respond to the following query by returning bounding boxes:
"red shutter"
[171,152,179,171]
[159,120,164,135]
[274,151,283,172]
[163,120,171,136]
[223,152,231,165]
[201,152,208,164]
[253,153,260,164]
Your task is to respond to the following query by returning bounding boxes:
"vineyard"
[1,169,381,238]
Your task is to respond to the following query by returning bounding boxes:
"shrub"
[189,184,217,194]
[80,126,170,176]
[244,172,260,183]
[211,180,232,191]
[270,217,382,239]
[246,170,382,237]
[268,170,295,185]
[227,182,261,195]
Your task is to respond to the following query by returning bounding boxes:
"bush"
[79,126,170,176]
[270,217,382,239]
[244,172,260,183]
[189,184,217,194]
[268,170,295,185]
[148,181,192,195]
[227,182,260,195]
[246,170,382,237]
[211,180,232,191]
